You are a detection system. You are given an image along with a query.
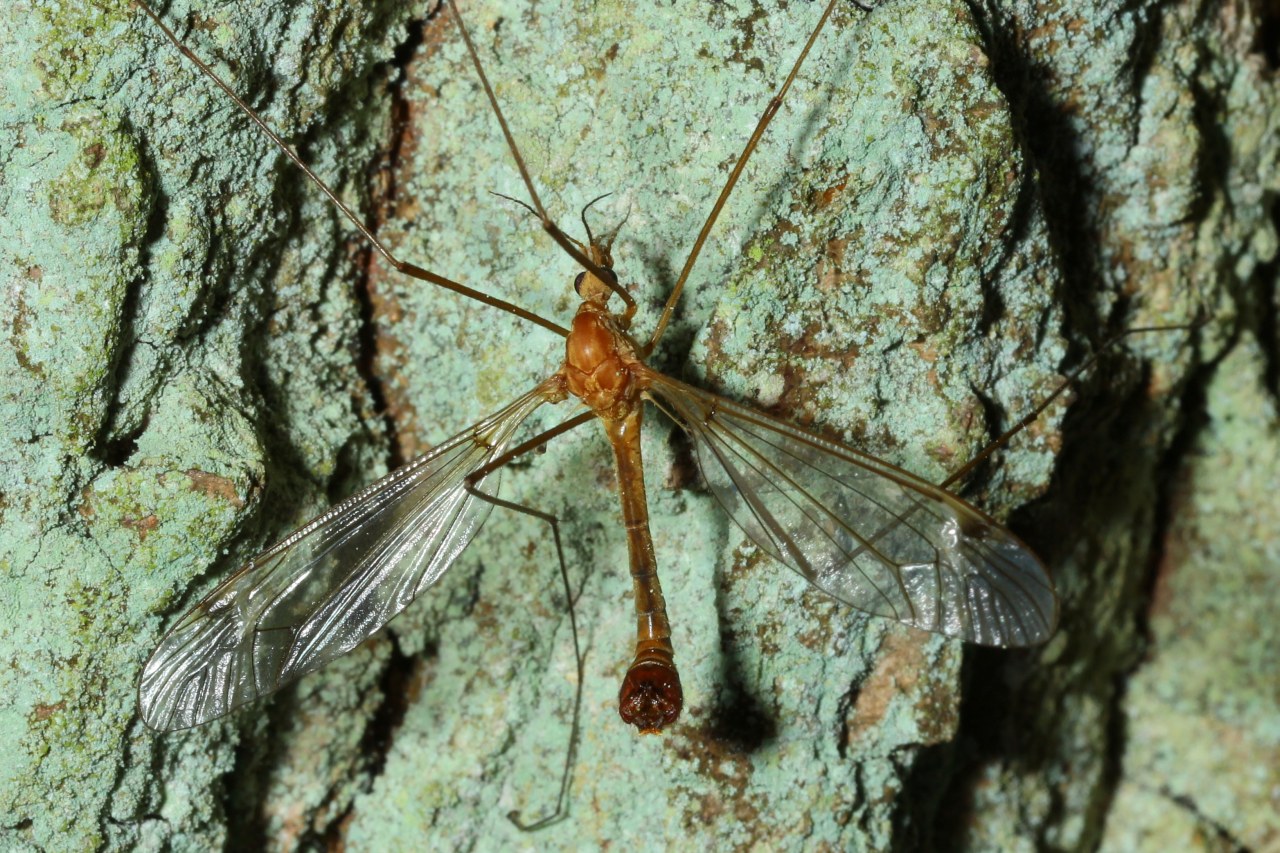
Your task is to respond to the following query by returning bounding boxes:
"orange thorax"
[562,305,640,418]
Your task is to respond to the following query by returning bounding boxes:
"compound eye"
[573,271,586,295]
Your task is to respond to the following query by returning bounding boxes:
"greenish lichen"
[1099,336,1280,851]
[2,0,409,849]
[1,0,1274,849]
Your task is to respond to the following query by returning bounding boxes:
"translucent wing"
[139,385,552,731]
[647,373,1058,646]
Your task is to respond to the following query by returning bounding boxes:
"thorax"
[561,304,644,419]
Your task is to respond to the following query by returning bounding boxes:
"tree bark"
[1,0,1274,849]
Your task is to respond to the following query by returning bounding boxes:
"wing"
[646,373,1058,646]
[139,385,553,731]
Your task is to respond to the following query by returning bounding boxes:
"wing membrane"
[140,385,552,730]
[647,373,1057,646]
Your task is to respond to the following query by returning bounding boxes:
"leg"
[133,0,567,338]
[464,411,595,830]
[645,0,863,354]
[445,0,636,322]
[942,320,1205,489]
[841,320,1204,567]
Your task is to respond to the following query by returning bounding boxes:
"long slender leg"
[644,0,851,354]
[445,0,636,321]
[843,322,1202,565]
[941,321,1203,489]
[133,0,567,338]
[464,410,595,830]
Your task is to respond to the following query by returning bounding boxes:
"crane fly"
[135,0,1057,744]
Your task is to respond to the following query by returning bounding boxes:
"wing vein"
[140,383,554,730]
[645,371,1057,647]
